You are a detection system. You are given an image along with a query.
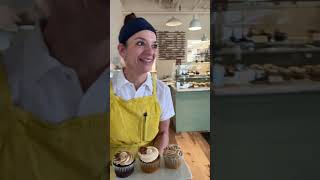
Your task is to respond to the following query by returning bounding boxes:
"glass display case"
[212,0,320,88]
[176,62,210,91]
[172,61,211,132]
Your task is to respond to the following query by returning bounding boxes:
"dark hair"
[118,13,156,44]
[124,13,137,25]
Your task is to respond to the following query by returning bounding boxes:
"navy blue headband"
[118,17,156,44]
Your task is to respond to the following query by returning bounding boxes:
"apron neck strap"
[109,80,116,98]
[151,74,157,96]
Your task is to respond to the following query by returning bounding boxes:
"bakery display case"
[217,61,320,86]
[213,2,320,180]
[176,62,210,91]
[249,63,320,83]
[213,0,320,88]
[171,61,210,133]
[170,39,211,132]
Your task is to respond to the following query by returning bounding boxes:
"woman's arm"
[153,119,170,154]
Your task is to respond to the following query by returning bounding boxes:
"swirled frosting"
[163,144,183,159]
[138,146,159,163]
[113,151,134,166]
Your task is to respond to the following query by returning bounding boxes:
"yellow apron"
[110,76,161,159]
[0,63,108,180]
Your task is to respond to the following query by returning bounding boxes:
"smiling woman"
[110,13,175,163]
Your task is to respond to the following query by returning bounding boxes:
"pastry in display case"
[217,61,320,87]
[247,63,320,83]
[176,62,210,90]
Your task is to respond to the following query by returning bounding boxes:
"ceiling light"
[189,15,202,31]
[165,16,182,26]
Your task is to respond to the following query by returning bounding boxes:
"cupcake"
[112,151,135,178]
[138,146,160,173]
[163,144,184,169]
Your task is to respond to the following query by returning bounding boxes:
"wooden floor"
[169,127,211,180]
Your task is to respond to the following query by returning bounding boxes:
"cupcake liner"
[112,160,135,178]
[163,155,183,169]
[139,155,160,173]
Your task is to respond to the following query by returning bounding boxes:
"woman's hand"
[153,120,170,154]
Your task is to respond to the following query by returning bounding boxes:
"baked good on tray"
[163,144,184,169]
[138,146,161,173]
[112,151,135,178]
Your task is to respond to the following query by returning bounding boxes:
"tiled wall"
[157,31,186,64]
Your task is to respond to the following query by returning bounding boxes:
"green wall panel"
[175,91,210,132]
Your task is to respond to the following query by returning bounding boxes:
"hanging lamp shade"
[188,15,202,31]
[165,16,182,26]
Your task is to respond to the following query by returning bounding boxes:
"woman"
[110,13,175,158]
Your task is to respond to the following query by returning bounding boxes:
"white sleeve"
[159,84,175,121]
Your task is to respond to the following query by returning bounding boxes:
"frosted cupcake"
[163,144,184,169]
[112,151,135,178]
[138,146,160,173]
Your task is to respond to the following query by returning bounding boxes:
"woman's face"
[119,30,157,75]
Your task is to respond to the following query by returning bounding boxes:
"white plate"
[111,157,192,180]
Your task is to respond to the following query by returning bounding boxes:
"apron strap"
[151,74,157,97]
[109,80,116,98]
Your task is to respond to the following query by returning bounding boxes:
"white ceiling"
[120,0,210,12]
[119,0,210,41]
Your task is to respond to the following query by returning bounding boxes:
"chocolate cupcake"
[138,146,160,173]
[163,144,183,169]
[112,151,135,178]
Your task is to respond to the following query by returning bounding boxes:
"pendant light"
[189,15,202,31]
[166,16,182,26]
[166,4,182,27]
